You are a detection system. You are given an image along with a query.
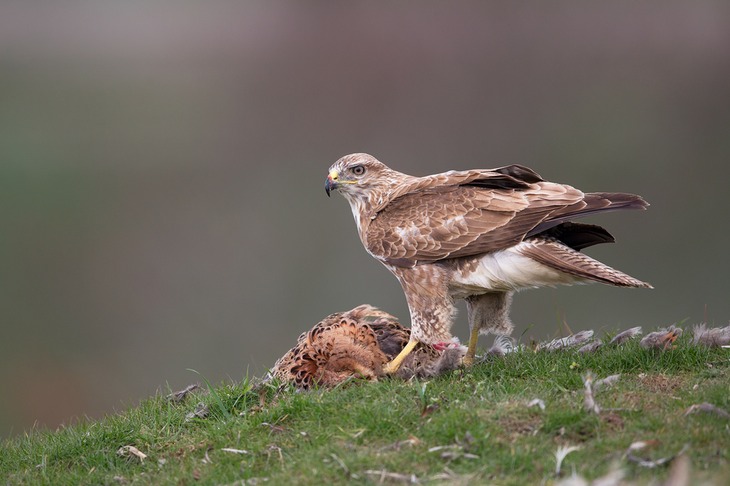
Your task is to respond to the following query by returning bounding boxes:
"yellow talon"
[382,339,418,374]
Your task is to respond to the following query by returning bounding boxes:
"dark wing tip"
[463,164,544,191]
[493,164,544,183]
[541,222,615,251]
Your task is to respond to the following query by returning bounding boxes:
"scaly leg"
[382,339,418,374]
[462,325,481,366]
[464,292,515,366]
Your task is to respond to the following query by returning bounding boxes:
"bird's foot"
[461,354,475,367]
[382,339,418,374]
[382,360,401,375]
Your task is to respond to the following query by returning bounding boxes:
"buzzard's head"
[325,153,399,205]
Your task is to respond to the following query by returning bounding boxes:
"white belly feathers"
[450,241,584,296]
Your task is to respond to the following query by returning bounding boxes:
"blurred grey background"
[2,1,729,436]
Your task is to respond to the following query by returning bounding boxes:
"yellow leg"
[462,326,480,366]
[382,339,418,374]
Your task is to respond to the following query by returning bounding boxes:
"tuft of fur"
[577,326,643,354]
[640,325,683,350]
[608,326,643,345]
[539,330,594,352]
[692,323,730,347]
[578,340,603,354]
[486,335,517,356]
[396,339,467,379]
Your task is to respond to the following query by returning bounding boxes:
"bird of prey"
[325,153,651,372]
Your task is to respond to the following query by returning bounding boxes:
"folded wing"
[365,165,648,267]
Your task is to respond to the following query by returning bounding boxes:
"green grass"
[2,335,729,485]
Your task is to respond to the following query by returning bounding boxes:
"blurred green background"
[2,1,729,436]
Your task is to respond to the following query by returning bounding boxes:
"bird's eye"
[351,165,366,176]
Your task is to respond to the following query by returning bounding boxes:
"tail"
[519,238,653,288]
[527,192,648,238]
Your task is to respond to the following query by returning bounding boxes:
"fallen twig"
[379,437,421,452]
[363,470,420,484]
[167,383,200,403]
[428,445,461,453]
[329,453,357,479]
[221,448,250,455]
[439,451,479,460]
[265,444,283,465]
[202,448,213,465]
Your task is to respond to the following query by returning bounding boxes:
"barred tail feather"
[519,239,652,288]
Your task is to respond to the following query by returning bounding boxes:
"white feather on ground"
[692,323,730,347]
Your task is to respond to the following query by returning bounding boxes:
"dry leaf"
[167,383,200,403]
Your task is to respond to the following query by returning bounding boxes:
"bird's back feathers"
[364,168,648,268]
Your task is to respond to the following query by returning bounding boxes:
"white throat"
[341,193,366,234]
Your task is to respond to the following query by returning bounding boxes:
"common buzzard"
[325,153,651,372]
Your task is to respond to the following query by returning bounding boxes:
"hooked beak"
[325,170,338,197]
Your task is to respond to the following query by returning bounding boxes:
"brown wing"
[365,181,583,267]
[365,165,648,267]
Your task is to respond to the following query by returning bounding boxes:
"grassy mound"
[2,335,728,484]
